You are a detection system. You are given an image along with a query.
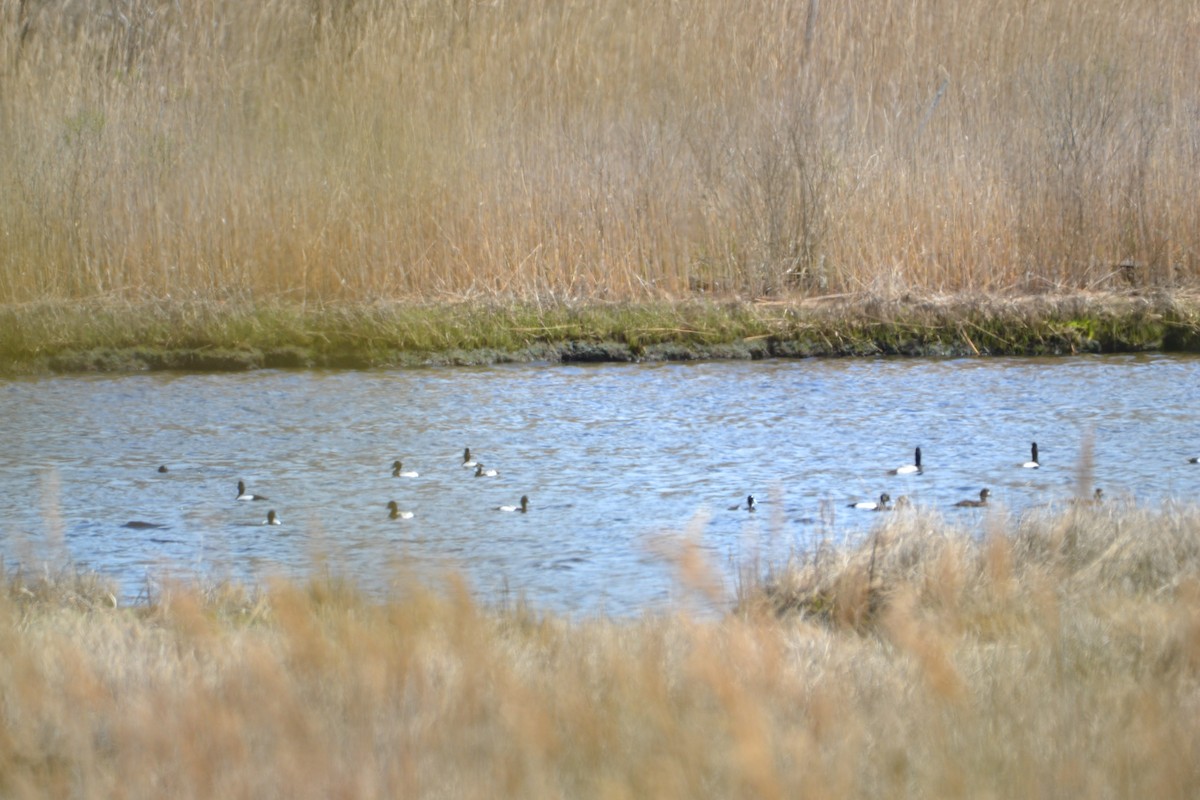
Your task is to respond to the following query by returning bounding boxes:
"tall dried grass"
[2,0,1198,305]
[5,499,1200,797]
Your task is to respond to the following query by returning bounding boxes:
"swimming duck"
[954,488,991,508]
[474,464,499,478]
[727,495,757,512]
[498,495,529,513]
[392,460,419,478]
[123,520,165,530]
[264,510,281,525]
[237,481,268,501]
[848,493,891,511]
[1022,442,1040,469]
[463,448,478,468]
[387,501,414,520]
[1189,457,1199,464]
[157,465,169,473]
[889,447,922,475]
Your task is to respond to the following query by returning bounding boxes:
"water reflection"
[2,354,1198,613]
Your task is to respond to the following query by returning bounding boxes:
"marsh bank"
[3,292,1200,375]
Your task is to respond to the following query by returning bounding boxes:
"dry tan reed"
[5,500,1200,797]
[2,0,1198,305]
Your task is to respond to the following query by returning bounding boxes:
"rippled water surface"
[3,355,1198,614]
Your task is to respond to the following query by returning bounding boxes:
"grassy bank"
[5,499,1200,797]
[1,291,1199,374]
[2,0,1199,304]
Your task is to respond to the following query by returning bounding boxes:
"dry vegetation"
[2,0,1199,306]
[5,499,1200,797]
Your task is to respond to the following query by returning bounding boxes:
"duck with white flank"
[848,493,891,511]
[474,464,499,477]
[728,495,757,512]
[237,481,268,501]
[463,448,478,468]
[392,460,419,478]
[889,447,922,475]
[1022,442,1040,469]
[498,495,529,513]
[387,501,414,520]
[264,510,282,525]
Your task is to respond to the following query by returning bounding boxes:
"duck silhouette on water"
[728,495,756,512]
[498,495,529,513]
[848,493,890,511]
[954,488,991,508]
[237,481,268,501]
[889,448,922,475]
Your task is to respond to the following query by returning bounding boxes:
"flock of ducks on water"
[131,448,528,529]
[731,442,1128,516]
[131,441,1197,529]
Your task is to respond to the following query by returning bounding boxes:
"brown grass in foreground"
[5,500,1200,798]
[2,0,1198,304]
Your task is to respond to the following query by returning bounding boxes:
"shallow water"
[2,355,1198,614]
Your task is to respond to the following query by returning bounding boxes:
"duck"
[474,463,499,478]
[848,493,891,511]
[954,488,991,508]
[387,500,414,520]
[123,520,165,530]
[1022,442,1040,469]
[157,465,169,473]
[264,510,282,525]
[889,447,922,475]
[237,481,268,501]
[727,495,757,512]
[1189,457,1199,464]
[391,460,419,478]
[462,447,478,468]
[498,495,529,513]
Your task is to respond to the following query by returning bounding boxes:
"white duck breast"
[849,493,891,511]
[889,448,922,475]
[237,481,268,501]
[498,495,530,513]
[1022,442,1040,469]
[387,501,414,519]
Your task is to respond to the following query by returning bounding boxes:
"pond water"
[2,355,1198,615]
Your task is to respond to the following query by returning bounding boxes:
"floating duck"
[392,460,419,478]
[498,495,529,513]
[387,501,414,520]
[237,481,268,501]
[954,488,991,508]
[889,447,922,475]
[1022,442,1040,469]
[848,493,891,511]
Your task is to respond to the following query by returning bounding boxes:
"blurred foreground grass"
[5,497,1200,798]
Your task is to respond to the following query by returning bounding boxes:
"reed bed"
[2,0,1198,306]
[5,499,1200,798]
